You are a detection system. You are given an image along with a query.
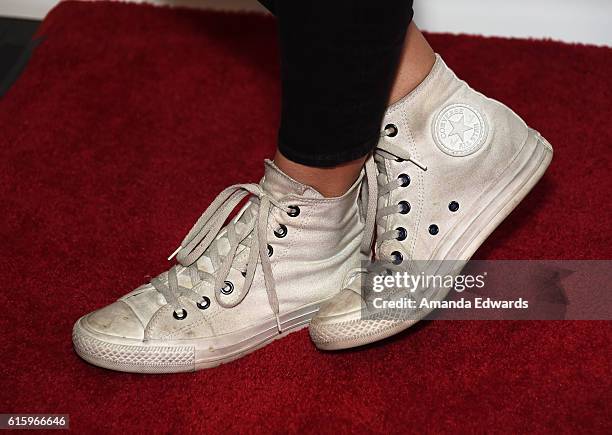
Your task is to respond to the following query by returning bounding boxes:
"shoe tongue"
[261,159,323,200]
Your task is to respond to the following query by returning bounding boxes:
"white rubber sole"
[312,128,553,350]
[73,301,322,373]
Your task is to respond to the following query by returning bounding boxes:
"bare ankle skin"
[388,22,436,105]
[273,150,368,198]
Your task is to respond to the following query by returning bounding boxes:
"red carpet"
[1,2,611,433]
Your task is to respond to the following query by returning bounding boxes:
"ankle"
[388,22,436,105]
[273,150,367,198]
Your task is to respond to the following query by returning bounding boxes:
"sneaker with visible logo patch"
[309,55,553,350]
[72,160,369,372]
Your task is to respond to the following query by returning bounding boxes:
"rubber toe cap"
[80,300,145,340]
[314,288,363,324]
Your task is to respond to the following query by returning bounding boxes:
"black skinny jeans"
[259,0,414,167]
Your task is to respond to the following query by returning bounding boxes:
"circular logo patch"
[433,104,488,156]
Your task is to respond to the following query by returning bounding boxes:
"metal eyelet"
[274,224,287,238]
[173,308,187,320]
[197,296,211,310]
[267,244,273,257]
[449,201,459,212]
[398,200,411,214]
[287,206,300,217]
[429,224,439,235]
[220,281,234,295]
[396,227,407,241]
[398,174,410,187]
[391,251,403,265]
[384,124,398,137]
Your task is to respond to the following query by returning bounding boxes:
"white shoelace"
[151,163,380,332]
[152,183,292,331]
[374,125,428,265]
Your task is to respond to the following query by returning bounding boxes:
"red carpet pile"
[1,2,610,433]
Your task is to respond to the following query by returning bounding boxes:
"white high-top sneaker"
[309,55,553,350]
[72,160,369,372]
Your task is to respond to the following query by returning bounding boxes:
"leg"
[273,21,436,197]
[262,1,419,197]
[388,22,435,105]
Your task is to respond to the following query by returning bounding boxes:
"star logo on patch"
[448,115,474,143]
[433,103,488,156]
